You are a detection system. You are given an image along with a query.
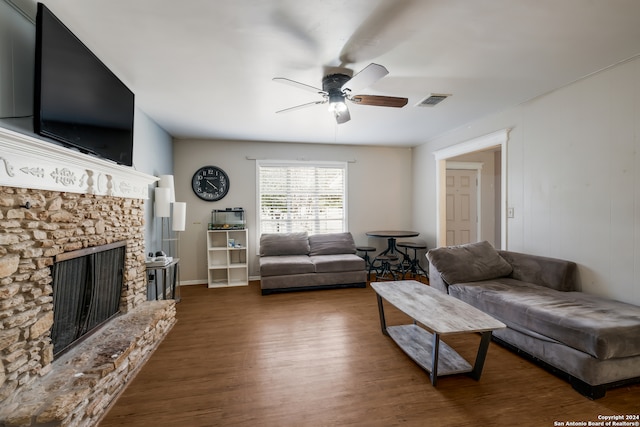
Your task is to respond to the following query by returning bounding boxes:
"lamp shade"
[158,174,175,203]
[172,202,186,231]
[154,187,171,218]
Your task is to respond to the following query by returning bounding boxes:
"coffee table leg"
[469,331,492,380]
[431,333,440,386]
[376,295,389,336]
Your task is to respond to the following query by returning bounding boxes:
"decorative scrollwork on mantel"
[119,181,132,194]
[0,126,158,199]
[51,168,77,186]
[0,157,16,177]
[20,166,45,178]
[105,174,114,196]
[85,170,95,194]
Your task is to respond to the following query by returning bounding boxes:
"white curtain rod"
[245,156,356,163]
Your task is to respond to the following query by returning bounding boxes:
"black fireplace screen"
[51,241,126,357]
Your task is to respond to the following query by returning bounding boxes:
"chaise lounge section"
[427,241,640,399]
[259,232,366,295]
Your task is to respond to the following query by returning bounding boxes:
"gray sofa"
[259,232,366,295]
[427,241,640,399]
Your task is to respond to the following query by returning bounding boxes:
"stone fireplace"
[0,126,176,426]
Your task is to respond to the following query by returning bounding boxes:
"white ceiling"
[23,0,640,146]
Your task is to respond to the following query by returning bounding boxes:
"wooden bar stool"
[371,254,405,281]
[356,246,377,270]
[397,241,428,279]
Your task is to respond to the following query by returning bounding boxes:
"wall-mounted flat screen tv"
[34,3,134,166]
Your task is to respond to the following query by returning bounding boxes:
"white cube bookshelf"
[206,229,248,288]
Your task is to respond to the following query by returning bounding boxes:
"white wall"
[0,0,33,118]
[413,56,640,305]
[174,139,413,283]
[134,109,173,255]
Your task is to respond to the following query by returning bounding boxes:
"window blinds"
[258,161,346,235]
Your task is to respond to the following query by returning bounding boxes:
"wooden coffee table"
[371,280,506,386]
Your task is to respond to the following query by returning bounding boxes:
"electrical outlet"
[507,208,515,218]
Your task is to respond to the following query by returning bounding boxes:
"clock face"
[191,166,230,201]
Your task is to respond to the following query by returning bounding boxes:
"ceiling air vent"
[416,93,451,107]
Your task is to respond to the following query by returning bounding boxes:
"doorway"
[434,129,510,249]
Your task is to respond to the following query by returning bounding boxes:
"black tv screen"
[34,3,134,166]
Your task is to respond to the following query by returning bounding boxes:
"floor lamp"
[172,202,186,259]
[154,186,171,255]
[171,201,186,302]
[157,175,176,256]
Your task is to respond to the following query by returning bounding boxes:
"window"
[257,160,347,235]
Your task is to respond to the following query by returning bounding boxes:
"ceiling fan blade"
[339,0,425,65]
[341,63,389,93]
[334,106,351,124]
[276,100,326,114]
[351,95,408,108]
[273,77,327,95]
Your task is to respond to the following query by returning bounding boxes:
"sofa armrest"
[497,250,578,292]
[427,258,450,294]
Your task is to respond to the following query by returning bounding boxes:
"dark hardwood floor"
[100,281,640,427]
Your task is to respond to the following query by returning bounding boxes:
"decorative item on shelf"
[210,208,245,230]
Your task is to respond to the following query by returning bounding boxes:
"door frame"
[446,162,483,243]
[433,128,510,249]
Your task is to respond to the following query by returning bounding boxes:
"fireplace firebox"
[51,241,126,357]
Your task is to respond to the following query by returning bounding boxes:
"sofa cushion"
[449,279,640,360]
[498,250,577,291]
[308,232,356,256]
[260,232,310,256]
[310,254,364,273]
[259,255,315,277]
[427,241,512,284]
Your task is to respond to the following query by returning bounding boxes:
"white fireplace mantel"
[0,125,158,199]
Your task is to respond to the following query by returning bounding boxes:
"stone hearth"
[0,300,175,426]
[0,126,171,426]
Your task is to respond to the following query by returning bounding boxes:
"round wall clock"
[191,165,230,201]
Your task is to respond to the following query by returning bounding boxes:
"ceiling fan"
[273,63,408,124]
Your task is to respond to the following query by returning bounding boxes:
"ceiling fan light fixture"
[328,99,348,114]
[327,88,348,114]
[328,88,345,103]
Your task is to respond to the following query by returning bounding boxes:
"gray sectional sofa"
[427,241,640,399]
[259,232,366,295]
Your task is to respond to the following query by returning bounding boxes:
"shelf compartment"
[208,251,228,267]
[228,267,248,286]
[207,269,228,288]
[207,232,228,249]
[229,250,246,265]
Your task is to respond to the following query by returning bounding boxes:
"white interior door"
[446,169,478,245]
